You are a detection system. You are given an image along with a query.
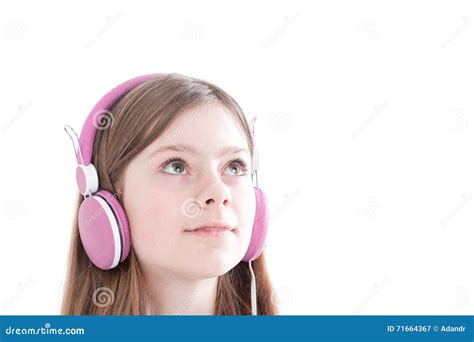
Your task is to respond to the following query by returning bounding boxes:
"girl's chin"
[185,257,239,277]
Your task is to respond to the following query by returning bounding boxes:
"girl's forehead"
[145,103,250,157]
[173,103,241,131]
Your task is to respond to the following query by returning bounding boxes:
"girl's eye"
[224,158,249,176]
[160,157,249,176]
[162,157,188,175]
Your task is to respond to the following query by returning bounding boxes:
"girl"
[61,73,278,315]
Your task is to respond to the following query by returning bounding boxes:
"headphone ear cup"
[77,190,130,270]
[242,187,269,262]
[96,190,131,262]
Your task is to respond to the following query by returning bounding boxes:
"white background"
[1,0,474,315]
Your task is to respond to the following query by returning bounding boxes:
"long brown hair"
[61,73,278,315]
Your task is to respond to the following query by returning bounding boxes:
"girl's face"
[121,103,256,280]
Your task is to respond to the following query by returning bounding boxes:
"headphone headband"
[77,73,159,165]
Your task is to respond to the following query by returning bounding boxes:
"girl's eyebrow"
[148,144,249,159]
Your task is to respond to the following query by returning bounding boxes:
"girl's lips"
[184,227,234,237]
[185,222,233,232]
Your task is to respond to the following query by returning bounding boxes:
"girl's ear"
[112,177,125,202]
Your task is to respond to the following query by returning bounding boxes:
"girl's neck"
[143,270,218,315]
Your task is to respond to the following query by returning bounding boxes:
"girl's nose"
[201,178,232,209]
[205,194,230,207]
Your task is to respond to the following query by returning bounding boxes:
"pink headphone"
[65,74,269,272]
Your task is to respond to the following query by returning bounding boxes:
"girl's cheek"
[144,179,192,221]
[129,192,181,244]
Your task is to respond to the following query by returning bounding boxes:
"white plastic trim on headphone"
[93,195,121,269]
[78,164,99,196]
[249,260,257,315]
[64,125,85,165]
